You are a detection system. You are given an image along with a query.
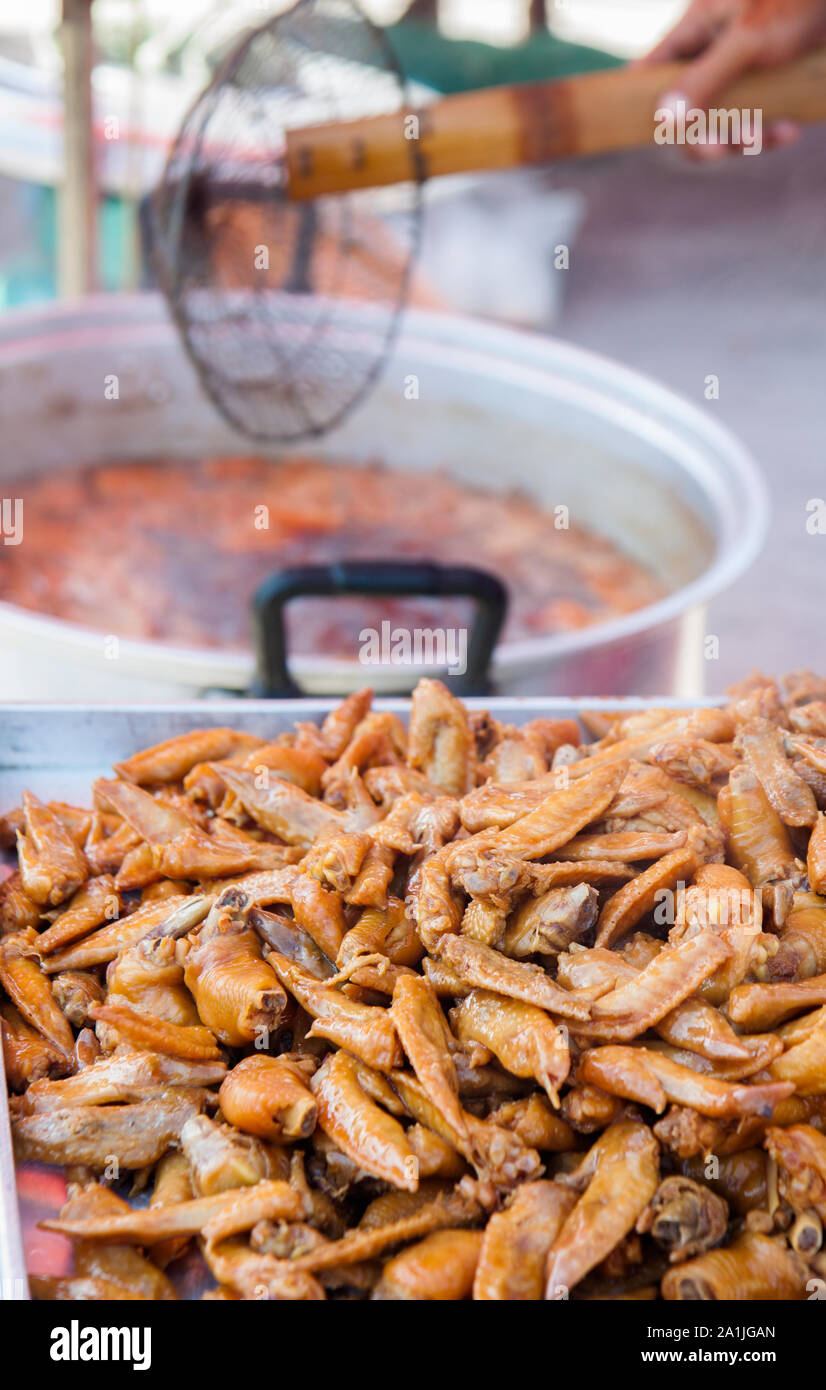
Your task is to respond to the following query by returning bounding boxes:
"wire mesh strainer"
[152,0,422,443]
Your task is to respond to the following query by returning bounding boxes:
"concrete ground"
[547,123,826,691]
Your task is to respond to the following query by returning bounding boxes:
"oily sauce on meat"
[0,456,664,654]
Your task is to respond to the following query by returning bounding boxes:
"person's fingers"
[634,9,718,66]
[673,22,763,110]
[685,136,732,161]
[680,117,799,161]
[762,119,801,150]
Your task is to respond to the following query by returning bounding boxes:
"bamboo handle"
[285,45,826,200]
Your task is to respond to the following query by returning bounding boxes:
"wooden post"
[405,0,440,23]
[529,0,547,32]
[58,0,96,297]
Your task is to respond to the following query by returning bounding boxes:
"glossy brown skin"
[489,1093,577,1151]
[51,971,104,1028]
[773,896,826,979]
[493,762,629,861]
[390,972,468,1139]
[43,1179,304,1245]
[451,989,569,1103]
[16,792,89,907]
[276,1189,479,1276]
[37,876,120,955]
[183,928,286,1048]
[662,1233,807,1301]
[407,680,475,798]
[269,951,403,1070]
[290,875,346,959]
[581,932,731,1042]
[766,1123,826,1219]
[582,1044,793,1119]
[41,894,210,973]
[17,1051,226,1111]
[1,1003,67,1089]
[115,730,265,785]
[596,844,703,949]
[474,1182,577,1300]
[770,1026,826,1095]
[0,871,40,935]
[218,1055,318,1141]
[681,1149,768,1216]
[545,1122,660,1297]
[373,1229,484,1300]
[90,1002,223,1061]
[180,1114,277,1195]
[435,934,592,1021]
[728,974,826,1030]
[214,767,346,849]
[503,883,598,958]
[11,673,826,1302]
[718,766,797,886]
[13,1095,202,1168]
[735,720,818,828]
[807,816,826,895]
[0,930,75,1057]
[61,1184,178,1300]
[311,1049,418,1191]
[107,936,200,1026]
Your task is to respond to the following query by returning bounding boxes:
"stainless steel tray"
[0,694,714,1300]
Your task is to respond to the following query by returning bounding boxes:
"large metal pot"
[0,293,766,699]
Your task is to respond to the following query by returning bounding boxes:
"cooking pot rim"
[0,294,768,686]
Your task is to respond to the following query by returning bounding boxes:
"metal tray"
[0,694,714,1300]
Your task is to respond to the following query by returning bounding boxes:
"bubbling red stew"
[0,456,664,653]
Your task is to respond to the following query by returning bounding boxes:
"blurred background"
[0,0,823,699]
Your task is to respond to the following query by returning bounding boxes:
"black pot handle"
[249,560,508,698]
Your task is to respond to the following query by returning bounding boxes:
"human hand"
[637,0,826,158]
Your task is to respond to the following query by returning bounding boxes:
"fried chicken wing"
[661,1232,806,1300]
[390,973,468,1139]
[16,792,89,907]
[41,893,210,972]
[502,883,598,958]
[215,767,346,847]
[595,842,703,948]
[43,1179,304,1244]
[218,1055,317,1141]
[407,679,475,797]
[637,1175,728,1264]
[545,1121,660,1297]
[451,990,569,1104]
[436,933,592,1021]
[0,930,74,1057]
[312,1049,418,1191]
[373,1229,483,1300]
[269,951,402,1070]
[13,1094,202,1168]
[114,729,264,785]
[9,677,826,1303]
[718,765,798,887]
[1,1002,68,1089]
[182,927,285,1048]
[36,876,120,955]
[18,1050,226,1111]
[582,1045,793,1118]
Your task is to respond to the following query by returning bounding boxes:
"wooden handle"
[285,45,826,200]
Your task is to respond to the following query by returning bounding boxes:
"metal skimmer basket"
[152,0,422,442]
